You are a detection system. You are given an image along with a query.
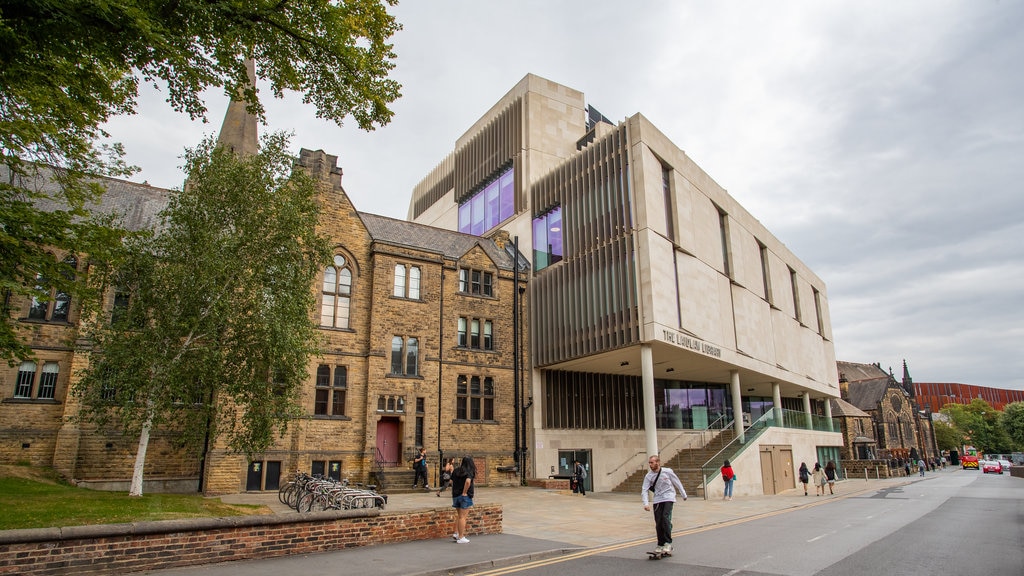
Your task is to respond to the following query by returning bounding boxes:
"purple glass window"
[458,167,514,236]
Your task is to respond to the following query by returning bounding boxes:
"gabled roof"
[830,397,871,418]
[359,212,518,270]
[837,360,888,383]
[2,164,171,232]
[846,377,892,411]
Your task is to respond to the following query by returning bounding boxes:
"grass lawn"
[0,466,270,531]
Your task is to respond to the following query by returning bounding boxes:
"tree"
[1001,402,1024,450]
[1,0,401,363]
[932,419,963,453]
[940,398,1012,455]
[74,134,331,496]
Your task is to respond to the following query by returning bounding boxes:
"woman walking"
[450,456,477,544]
[798,462,810,495]
[811,462,826,496]
[824,461,837,494]
[436,457,455,497]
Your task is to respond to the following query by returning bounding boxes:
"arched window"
[393,264,406,297]
[320,254,352,328]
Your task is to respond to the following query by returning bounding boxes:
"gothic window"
[314,364,347,416]
[27,255,77,322]
[456,375,495,421]
[393,264,421,299]
[12,361,59,400]
[390,336,419,376]
[320,254,352,328]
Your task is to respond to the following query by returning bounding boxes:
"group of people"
[412,448,477,544]
[416,449,839,554]
[798,461,837,496]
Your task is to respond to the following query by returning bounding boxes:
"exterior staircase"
[612,429,736,497]
[372,468,437,495]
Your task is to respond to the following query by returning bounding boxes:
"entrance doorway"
[557,449,591,493]
[758,445,794,495]
[245,460,281,491]
[376,417,401,467]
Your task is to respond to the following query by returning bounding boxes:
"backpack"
[578,465,587,479]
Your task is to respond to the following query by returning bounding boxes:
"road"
[467,471,1022,575]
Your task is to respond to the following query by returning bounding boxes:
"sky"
[101,1,1024,390]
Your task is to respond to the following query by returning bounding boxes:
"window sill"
[452,419,498,425]
[385,374,423,380]
[311,414,351,421]
[2,398,61,405]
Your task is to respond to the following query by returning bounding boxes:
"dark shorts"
[452,495,474,509]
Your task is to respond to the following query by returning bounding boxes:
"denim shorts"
[452,495,474,509]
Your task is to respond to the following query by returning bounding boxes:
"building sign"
[661,329,722,358]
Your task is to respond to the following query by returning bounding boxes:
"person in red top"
[721,459,735,500]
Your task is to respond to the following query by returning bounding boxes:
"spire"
[216,58,259,157]
[902,359,914,397]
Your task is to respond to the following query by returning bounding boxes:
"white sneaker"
[653,545,664,554]
[451,534,459,541]
[456,537,470,544]
[662,543,673,554]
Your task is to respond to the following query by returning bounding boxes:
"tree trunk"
[129,410,153,497]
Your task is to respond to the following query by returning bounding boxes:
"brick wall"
[0,504,501,576]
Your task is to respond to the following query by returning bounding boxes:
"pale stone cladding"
[408,73,842,494]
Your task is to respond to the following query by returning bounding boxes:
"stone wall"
[0,504,501,576]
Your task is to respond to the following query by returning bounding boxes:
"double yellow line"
[470,484,887,575]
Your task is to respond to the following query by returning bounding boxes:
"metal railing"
[698,408,840,497]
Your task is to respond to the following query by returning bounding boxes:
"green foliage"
[932,419,963,452]
[74,134,331,458]
[1001,402,1024,450]
[939,398,1013,454]
[0,476,264,530]
[1,0,401,364]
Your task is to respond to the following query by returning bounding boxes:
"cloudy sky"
[102,1,1024,390]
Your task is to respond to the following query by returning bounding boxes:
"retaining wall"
[0,504,501,576]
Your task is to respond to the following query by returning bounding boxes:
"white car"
[997,459,1012,471]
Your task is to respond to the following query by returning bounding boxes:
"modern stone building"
[408,74,843,497]
[2,96,526,494]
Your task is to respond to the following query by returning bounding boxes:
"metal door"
[557,449,591,492]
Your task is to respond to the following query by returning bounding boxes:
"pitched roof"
[837,360,888,383]
[830,397,871,418]
[359,212,519,270]
[2,164,171,232]
[846,377,892,411]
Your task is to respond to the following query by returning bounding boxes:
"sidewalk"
[153,473,932,576]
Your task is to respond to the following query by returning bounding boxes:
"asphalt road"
[469,471,1022,575]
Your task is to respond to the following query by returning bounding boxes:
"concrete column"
[803,392,813,429]
[772,382,783,427]
[824,397,834,432]
[730,370,744,443]
[641,344,659,457]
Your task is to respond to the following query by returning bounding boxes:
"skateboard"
[647,550,671,560]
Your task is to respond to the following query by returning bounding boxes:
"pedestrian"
[812,462,826,496]
[903,461,910,477]
[412,447,429,489]
[917,458,925,476]
[450,456,477,544]
[573,460,587,496]
[720,459,735,501]
[824,461,836,495]
[437,457,454,497]
[641,455,687,556]
[798,462,810,495]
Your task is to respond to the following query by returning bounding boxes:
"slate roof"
[830,397,871,418]
[2,164,171,232]
[837,360,888,383]
[845,376,892,412]
[359,212,519,270]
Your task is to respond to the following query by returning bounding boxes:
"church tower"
[215,59,259,156]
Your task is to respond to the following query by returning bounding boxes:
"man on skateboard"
[641,454,687,558]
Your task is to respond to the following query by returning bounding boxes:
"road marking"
[723,555,773,576]
[469,483,901,575]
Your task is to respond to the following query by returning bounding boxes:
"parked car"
[997,459,1012,471]
[981,460,1003,474]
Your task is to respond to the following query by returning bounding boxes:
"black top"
[451,469,475,498]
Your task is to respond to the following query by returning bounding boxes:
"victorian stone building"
[837,360,937,469]
[1,95,526,494]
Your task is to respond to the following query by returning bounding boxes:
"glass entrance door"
[557,449,592,493]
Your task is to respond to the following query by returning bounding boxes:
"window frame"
[455,375,495,422]
[313,364,348,417]
[320,254,352,329]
